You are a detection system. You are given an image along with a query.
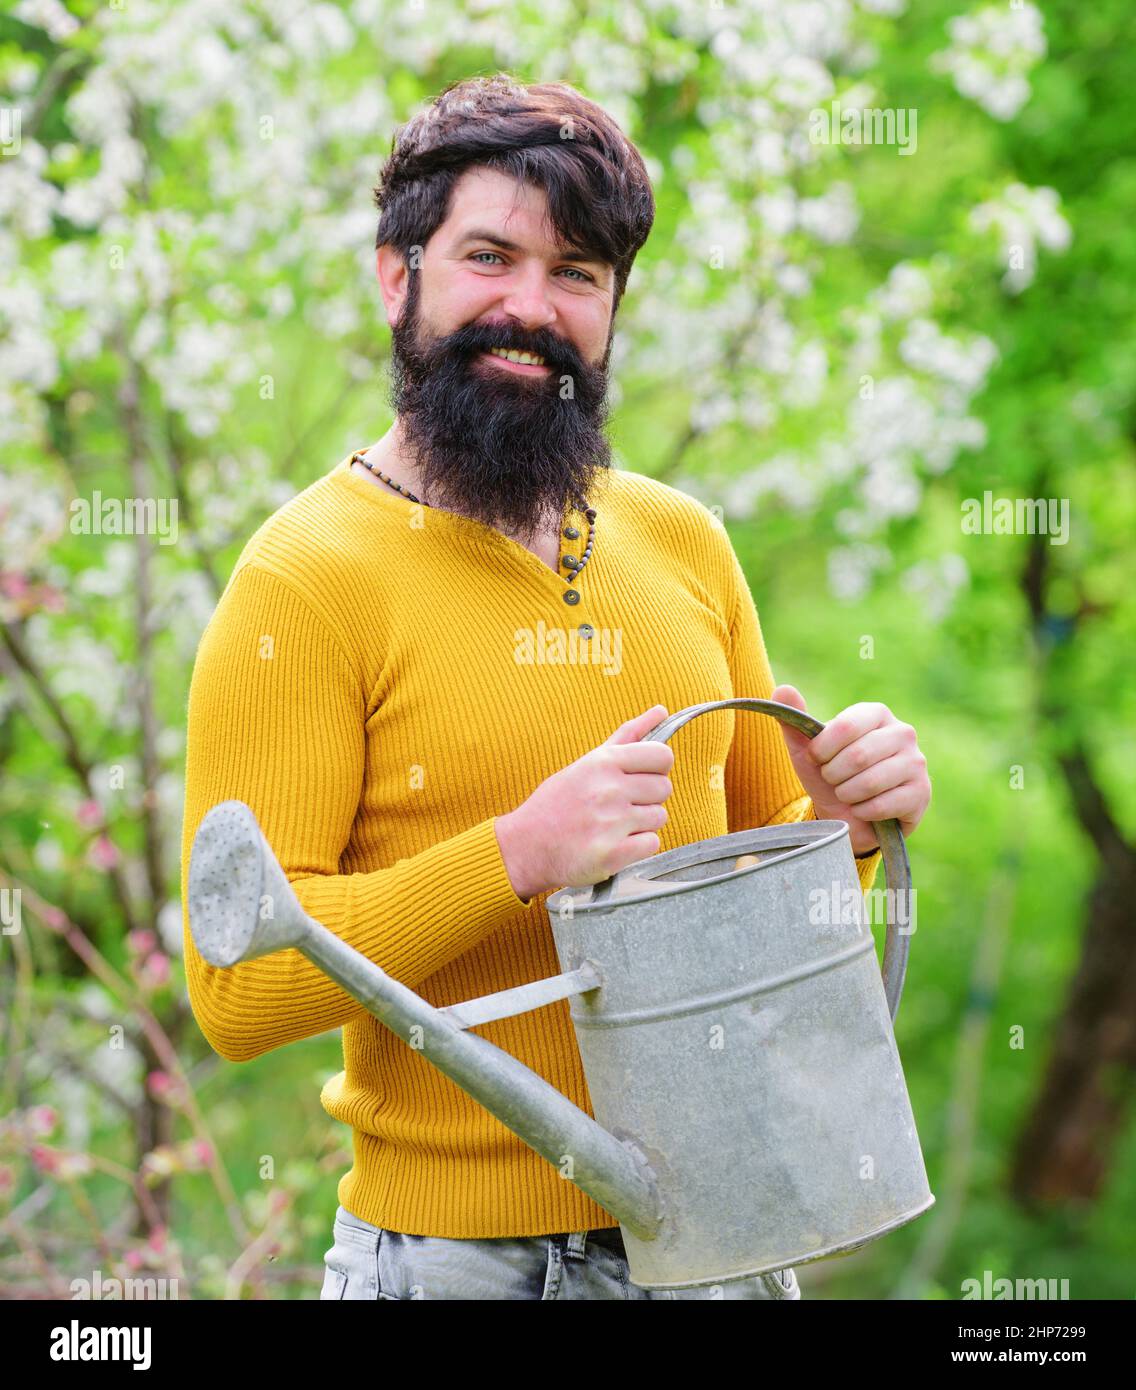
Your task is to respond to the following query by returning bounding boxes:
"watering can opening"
[547,819,854,915]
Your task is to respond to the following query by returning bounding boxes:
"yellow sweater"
[179,450,881,1238]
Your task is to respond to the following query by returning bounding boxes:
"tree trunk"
[1010,510,1136,1201]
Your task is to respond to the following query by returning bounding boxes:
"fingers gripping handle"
[589,698,913,1021]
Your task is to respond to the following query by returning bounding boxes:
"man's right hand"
[494,705,676,899]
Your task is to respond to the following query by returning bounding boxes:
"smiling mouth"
[480,347,551,374]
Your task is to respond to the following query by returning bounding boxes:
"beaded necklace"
[350,449,597,604]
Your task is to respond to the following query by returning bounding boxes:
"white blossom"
[870,262,933,320]
[74,542,135,600]
[774,262,812,297]
[901,552,970,621]
[782,339,829,406]
[0,279,59,390]
[0,138,61,238]
[969,182,1072,292]
[27,622,128,725]
[899,318,999,392]
[828,543,892,600]
[797,181,859,244]
[930,3,1047,121]
[691,393,738,433]
[14,0,80,42]
[158,898,185,957]
[33,836,65,873]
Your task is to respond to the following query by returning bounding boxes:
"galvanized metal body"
[187,698,934,1291]
[546,818,933,1288]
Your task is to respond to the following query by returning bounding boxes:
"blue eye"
[469,252,593,283]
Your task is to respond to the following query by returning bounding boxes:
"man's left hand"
[770,685,931,855]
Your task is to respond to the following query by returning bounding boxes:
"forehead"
[439,166,585,258]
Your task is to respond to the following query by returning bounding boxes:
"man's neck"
[353,422,424,502]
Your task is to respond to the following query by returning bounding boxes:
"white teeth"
[488,347,546,366]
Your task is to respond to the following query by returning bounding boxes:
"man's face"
[379,166,617,541]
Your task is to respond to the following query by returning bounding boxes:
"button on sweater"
[179,451,882,1238]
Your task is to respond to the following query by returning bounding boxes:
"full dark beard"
[386,274,614,542]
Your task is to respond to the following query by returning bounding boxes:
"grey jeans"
[320,1204,801,1300]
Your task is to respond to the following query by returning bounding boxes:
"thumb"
[606,704,669,745]
[771,683,806,713]
[770,684,816,762]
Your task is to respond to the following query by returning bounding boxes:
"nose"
[497,261,559,335]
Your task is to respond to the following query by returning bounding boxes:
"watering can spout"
[187,801,664,1241]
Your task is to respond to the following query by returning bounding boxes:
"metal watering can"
[188,697,934,1291]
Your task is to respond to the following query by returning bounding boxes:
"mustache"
[426,322,583,376]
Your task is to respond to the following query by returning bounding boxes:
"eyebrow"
[454,228,611,276]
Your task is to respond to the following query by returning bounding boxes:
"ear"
[376,243,411,328]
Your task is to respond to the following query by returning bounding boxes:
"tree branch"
[0,621,141,938]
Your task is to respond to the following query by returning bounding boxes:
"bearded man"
[180,73,930,1302]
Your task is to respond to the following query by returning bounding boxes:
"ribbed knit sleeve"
[718,527,882,892]
[179,563,533,1063]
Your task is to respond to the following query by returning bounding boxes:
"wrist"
[494,812,541,901]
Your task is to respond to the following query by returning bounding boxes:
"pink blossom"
[88,834,119,870]
[29,1144,60,1174]
[146,1072,185,1108]
[76,799,103,829]
[0,575,67,618]
[124,1248,144,1270]
[139,952,170,989]
[127,929,157,956]
[28,1105,58,1136]
[0,1163,15,1193]
[190,1139,213,1167]
[0,572,29,599]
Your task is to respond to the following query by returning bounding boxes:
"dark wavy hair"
[372,73,655,316]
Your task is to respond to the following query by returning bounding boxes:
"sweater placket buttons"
[560,509,592,604]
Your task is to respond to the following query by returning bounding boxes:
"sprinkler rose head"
[188,800,309,967]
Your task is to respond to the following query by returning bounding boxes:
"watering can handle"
[590,698,913,1021]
